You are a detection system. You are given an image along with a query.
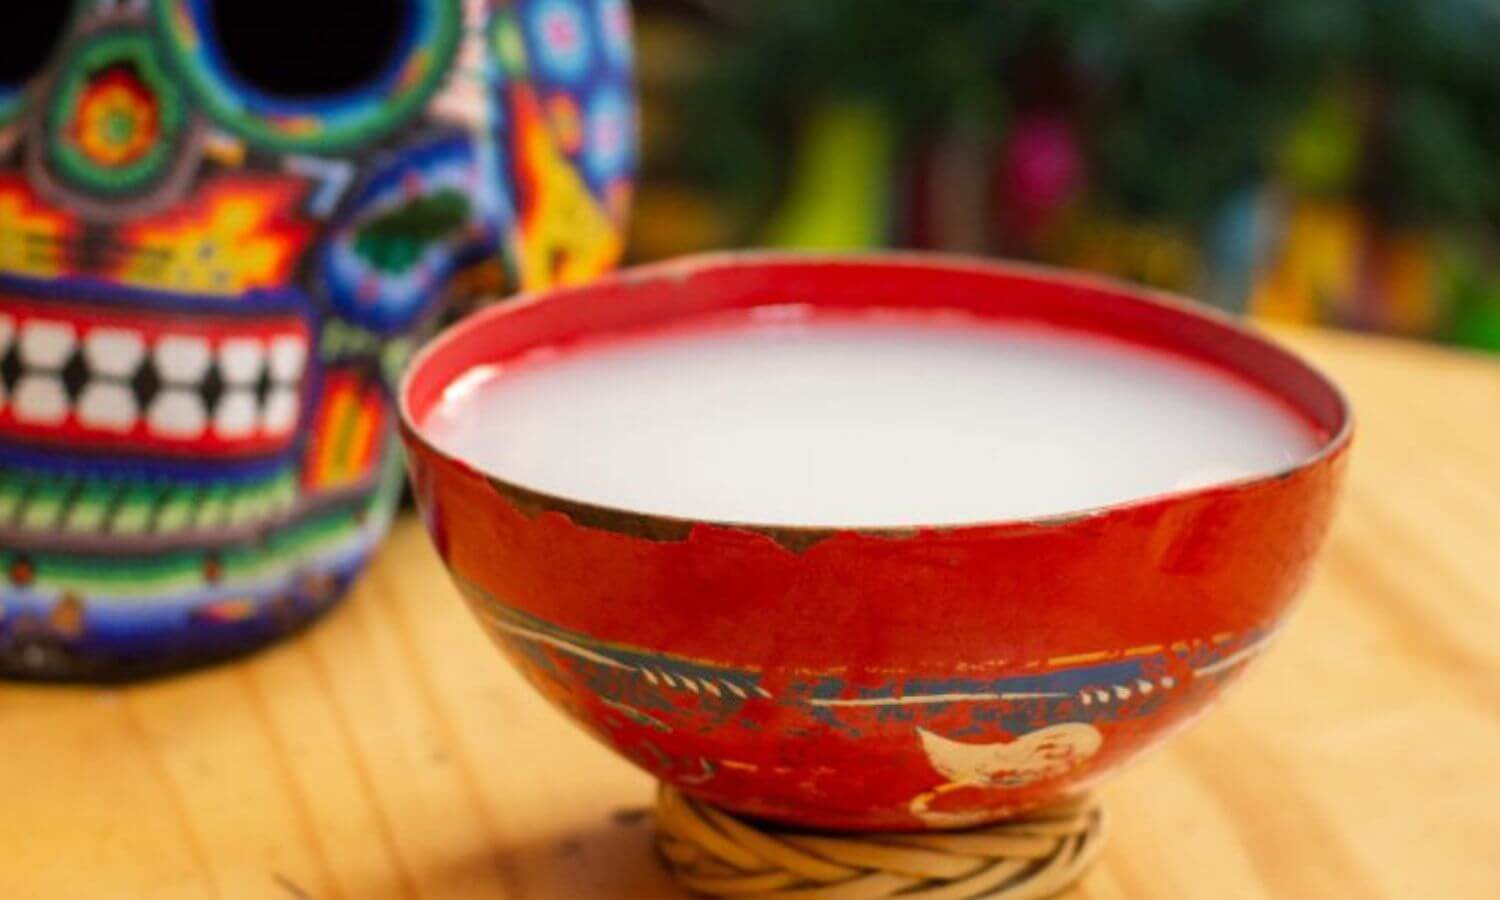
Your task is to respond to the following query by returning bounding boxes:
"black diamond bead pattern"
[0,343,20,392]
[200,359,226,413]
[253,364,274,407]
[129,356,162,409]
[60,349,90,402]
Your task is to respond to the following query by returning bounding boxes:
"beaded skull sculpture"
[0,0,635,678]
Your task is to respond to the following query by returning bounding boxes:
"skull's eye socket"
[153,0,462,153]
[206,0,408,100]
[0,4,72,124]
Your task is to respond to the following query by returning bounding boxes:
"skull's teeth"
[148,389,207,438]
[214,389,258,438]
[262,386,301,436]
[84,327,146,378]
[155,335,213,382]
[218,337,264,384]
[13,376,68,424]
[78,383,136,431]
[268,335,308,382]
[0,315,310,446]
[19,320,75,369]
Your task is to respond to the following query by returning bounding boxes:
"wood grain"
[3,326,1497,899]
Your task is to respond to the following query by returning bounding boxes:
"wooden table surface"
[4,327,1498,900]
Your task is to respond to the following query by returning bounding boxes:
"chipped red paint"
[399,253,1351,831]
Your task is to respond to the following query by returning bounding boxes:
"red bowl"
[399,253,1351,831]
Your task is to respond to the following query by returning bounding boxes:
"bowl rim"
[399,250,1353,541]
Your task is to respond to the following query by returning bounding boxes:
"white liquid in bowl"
[421,315,1319,526]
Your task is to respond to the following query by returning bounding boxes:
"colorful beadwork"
[45,31,186,195]
[152,0,464,153]
[0,0,634,679]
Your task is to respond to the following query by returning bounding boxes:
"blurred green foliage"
[685,0,1500,228]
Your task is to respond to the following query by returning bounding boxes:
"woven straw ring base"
[655,785,1107,899]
